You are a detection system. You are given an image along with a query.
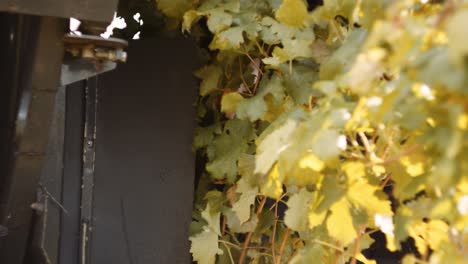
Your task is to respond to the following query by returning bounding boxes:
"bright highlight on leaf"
[221,92,243,114]
[275,0,308,27]
[299,154,325,172]
[326,198,357,245]
[261,164,283,199]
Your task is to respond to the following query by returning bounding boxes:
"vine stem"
[358,132,372,156]
[239,196,267,264]
[350,226,366,264]
[276,228,291,264]
[313,239,344,253]
[271,200,279,264]
[220,241,235,264]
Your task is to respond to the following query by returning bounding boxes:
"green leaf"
[190,203,223,264]
[189,229,222,264]
[236,96,268,121]
[221,92,244,114]
[281,64,319,105]
[320,29,367,80]
[232,178,258,224]
[206,8,233,33]
[195,65,223,96]
[193,124,222,149]
[255,118,298,174]
[225,210,258,233]
[290,243,324,264]
[156,0,192,18]
[285,188,315,233]
[210,27,244,50]
[206,119,254,182]
[260,17,297,44]
[202,203,221,235]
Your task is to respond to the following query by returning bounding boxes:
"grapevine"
[154,0,468,263]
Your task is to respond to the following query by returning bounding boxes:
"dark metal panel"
[27,85,66,264]
[0,0,118,22]
[90,37,202,264]
[59,81,86,264]
[0,15,65,263]
[80,77,98,264]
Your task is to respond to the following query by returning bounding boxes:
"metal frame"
[0,14,66,263]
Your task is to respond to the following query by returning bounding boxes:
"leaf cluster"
[156,0,468,263]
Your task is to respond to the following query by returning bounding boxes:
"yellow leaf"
[182,10,199,32]
[457,113,468,130]
[348,181,393,215]
[275,0,308,27]
[342,161,366,183]
[426,220,449,250]
[261,164,284,199]
[308,210,327,229]
[399,156,425,177]
[457,178,468,193]
[356,253,377,264]
[372,165,386,176]
[447,10,468,63]
[385,233,397,252]
[326,198,357,245]
[299,154,325,172]
[221,92,243,114]
[408,220,449,256]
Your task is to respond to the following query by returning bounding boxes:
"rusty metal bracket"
[61,34,128,86]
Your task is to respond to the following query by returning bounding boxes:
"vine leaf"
[195,65,222,96]
[348,181,393,216]
[156,0,192,18]
[236,96,268,122]
[206,9,233,33]
[290,244,324,264]
[275,0,308,27]
[326,198,357,246]
[232,178,258,224]
[189,203,223,264]
[255,119,297,175]
[210,27,245,50]
[206,119,254,182]
[221,92,243,114]
[447,10,468,64]
[261,163,284,199]
[189,230,222,264]
[285,188,314,233]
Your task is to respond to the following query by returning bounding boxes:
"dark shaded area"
[59,82,86,264]
[0,0,118,22]
[308,0,324,11]
[89,36,202,264]
[0,13,65,264]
